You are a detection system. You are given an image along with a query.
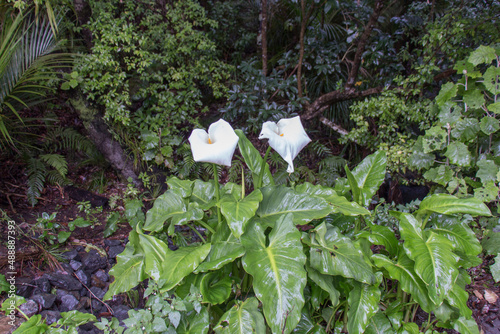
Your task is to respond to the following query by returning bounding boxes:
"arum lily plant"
[258,116,311,173]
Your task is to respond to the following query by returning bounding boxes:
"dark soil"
[1,161,500,333]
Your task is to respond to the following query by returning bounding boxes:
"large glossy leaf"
[257,186,331,226]
[104,243,147,300]
[306,264,340,307]
[293,311,326,334]
[295,183,369,216]
[364,311,393,334]
[359,224,399,257]
[235,129,273,186]
[191,180,217,210]
[306,223,375,284]
[214,297,266,334]
[177,307,210,334]
[167,177,194,198]
[220,190,262,238]
[200,271,232,305]
[12,314,48,334]
[144,190,204,232]
[372,253,436,313]
[242,214,307,334]
[137,233,170,281]
[347,281,381,334]
[452,317,480,334]
[395,212,459,305]
[446,280,472,319]
[345,151,386,207]
[430,216,481,266]
[160,243,212,292]
[416,194,491,219]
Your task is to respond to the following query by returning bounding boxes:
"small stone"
[33,277,51,294]
[94,270,109,283]
[89,287,105,300]
[46,273,82,291]
[76,296,91,310]
[104,239,122,247]
[30,294,56,310]
[15,277,34,298]
[75,269,90,286]
[56,289,80,301]
[19,300,39,318]
[59,294,79,312]
[61,249,79,261]
[107,245,125,259]
[70,260,83,271]
[81,250,107,274]
[113,305,130,321]
[60,263,74,275]
[40,310,61,325]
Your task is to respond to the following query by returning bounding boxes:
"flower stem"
[257,146,272,189]
[213,163,222,227]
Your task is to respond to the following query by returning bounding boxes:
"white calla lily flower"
[258,116,311,173]
[188,119,239,167]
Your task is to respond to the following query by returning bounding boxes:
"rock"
[64,186,108,208]
[94,270,109,283]
[104,239,122,247]
[90,276,106,289]
[33,277,51,295]
[61,249,80,261]
[89,287,105,300]
[56,289,80,302]
[59,294,79,312]
[107,246,124,259]
[46,273,82,291]
[16,277,34,298]
[19,300,39,317]
[113,305,130,321]
[76,297,91,310]
[75,269,90,286]
[70,260,83,271]
[40,310,61,325]
[81,250,107,274]
[30,294,56,310]
[61,263,74,275]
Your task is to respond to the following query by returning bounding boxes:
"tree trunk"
[69,97,142,188]
[261,0,268,76]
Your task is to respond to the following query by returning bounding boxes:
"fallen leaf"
[484,289,498,304]
[474,290,484,299]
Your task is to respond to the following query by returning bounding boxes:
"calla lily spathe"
[188,119,239,167]
[258,116,311,173]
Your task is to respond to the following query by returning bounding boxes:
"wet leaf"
[214,297,266,334]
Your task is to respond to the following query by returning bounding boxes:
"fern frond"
[46,169,69,185]
[40,153,67,176]
[26,157,46,206]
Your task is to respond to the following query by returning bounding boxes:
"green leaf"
[293,311,326,334]
[256,186,331,226]
[200,271,232,305]
[444,142,471,166]
[490,254,500,282]
[474,181,498,202]
[476,160,499,183]
[430,216,481,267]
[0,274,8,294]
[144,190,203,232]
[438,102,462,124]
[416,193,491,218]
[241,214,307,334]
[359,224,399,257]
[436,82,458,107]
[104,246,146,300]
[137,233,170,281]
[468,45,496,66]
[452,316,479,334]
[235,129,273,186]
[364,312,393,334]
[463,89,485,109]
[347,151,387,207]
[58,310,96,327]
[347,281,381,334]
[1,295,26,312]
[395,212,459,305]
[422,126,447,153]
[307,223,375,284]
[480,116,500,135]
[306,264,340,307]
[57,231,71,243]
[177,307,210,334]
[423,165,453,186]
[160,243,211,292]
[295,183,369,216]
[103,212,120,238]
[483,66,500,95]
[446,279,472,319]
[372,253,436,313]
[214,297,266,334]
[12,314,48,334]
[167,177,194,198]
[125,199,144,228]
[481,231,500,255]
[408,151,435,170]
[190,180,216,210]
[220,190,262,238]
[195,240,245,273]
[451,118,480,142]
[489,102,500,114]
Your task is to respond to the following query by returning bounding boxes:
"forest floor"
[0,158,500,334]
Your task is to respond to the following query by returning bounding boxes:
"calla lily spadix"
[258,116,311,173]
[188,119,239,167]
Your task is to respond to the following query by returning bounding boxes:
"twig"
[73,272,114,315]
